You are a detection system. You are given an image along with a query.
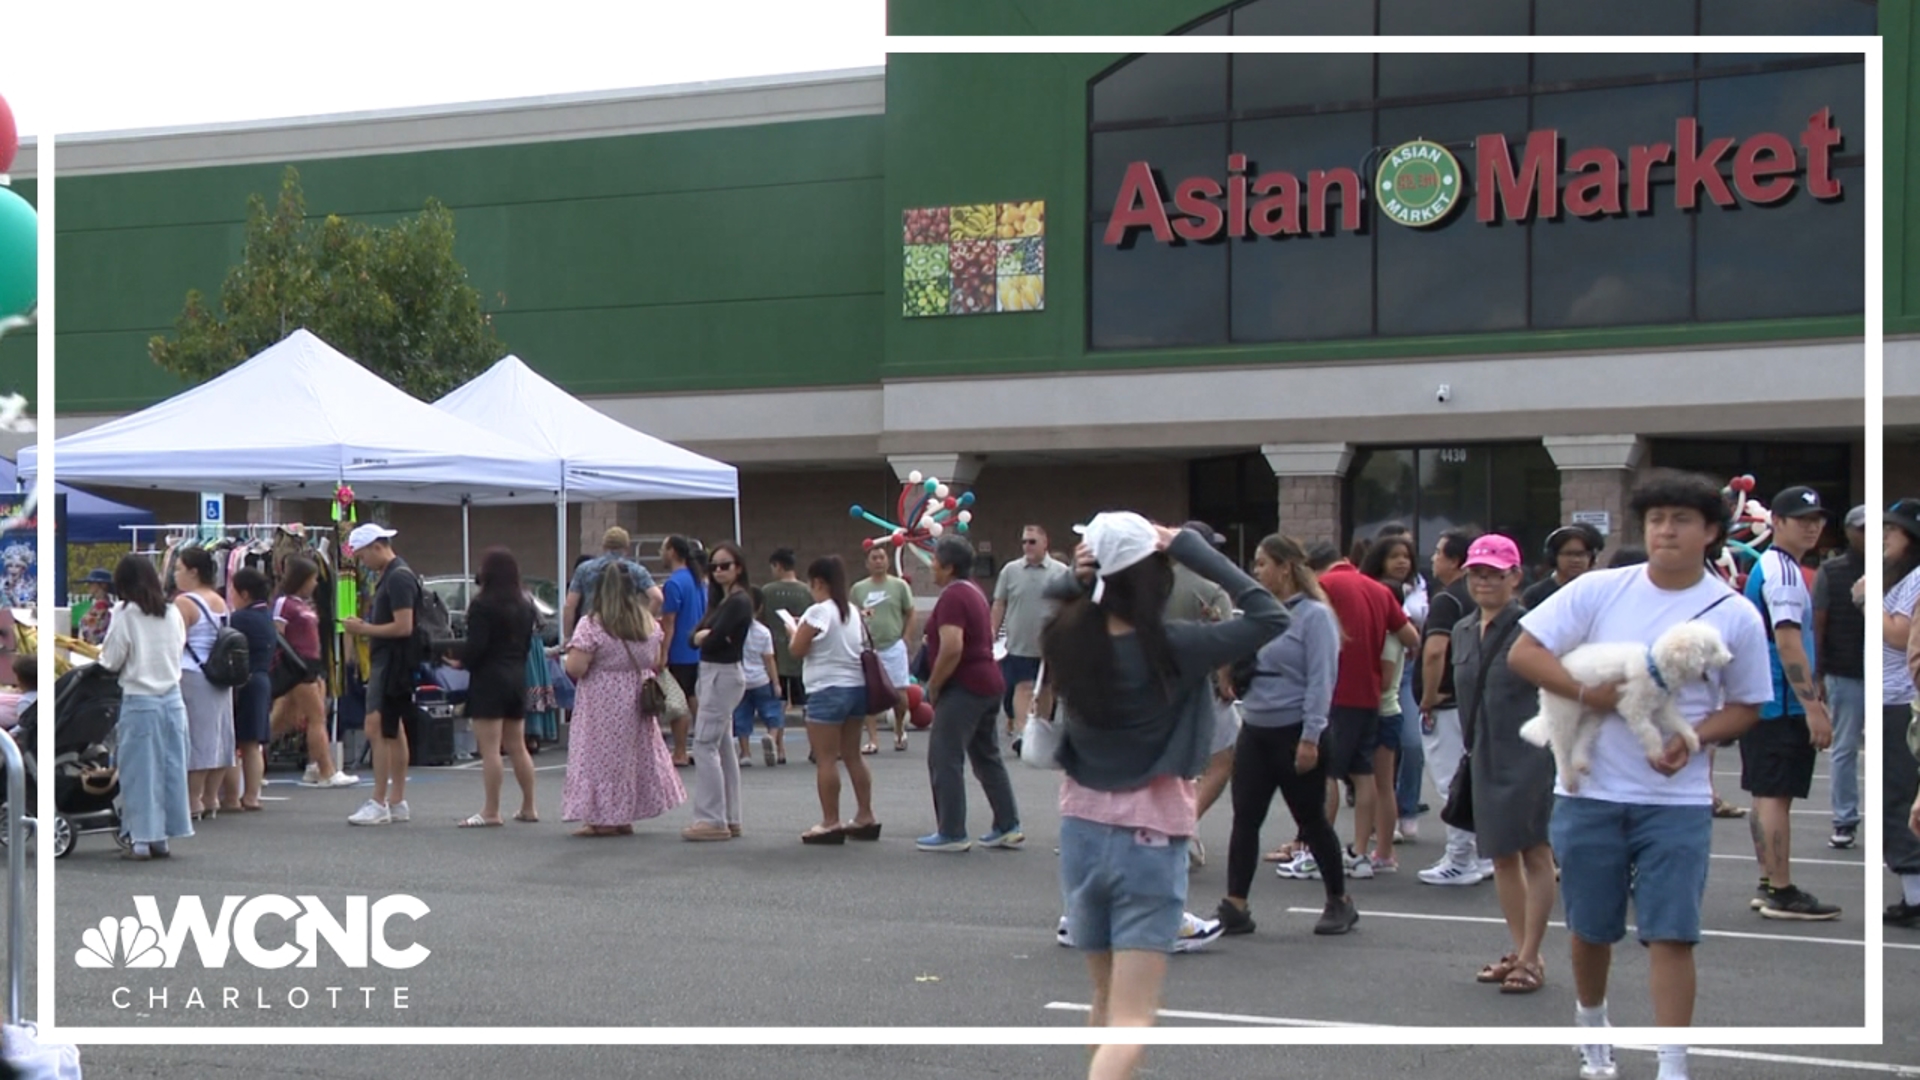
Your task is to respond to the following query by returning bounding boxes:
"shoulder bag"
[1018,659,1064,770]
[1439,612,1524,832]
[857,609,900,717]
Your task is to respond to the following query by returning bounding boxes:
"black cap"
[1181,520,1226,547]
[1771,486,1828,520]
[1889,499,1920,542]
[83,569,112,585]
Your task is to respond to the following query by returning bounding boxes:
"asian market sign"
[1102,109,1845,244]
[903,202,1045,317]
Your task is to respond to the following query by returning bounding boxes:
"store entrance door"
[1189,452,1278,569]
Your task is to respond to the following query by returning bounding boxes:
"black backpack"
[185,595,253,689]
[396,567,452,668]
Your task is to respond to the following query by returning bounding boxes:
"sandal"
[458,814,503,828]
[801,825,846,845]
[513,812,540,823]
[894,737,908,752]
[1713,798,1749,819]
[572,825,618,838]
[1499,959,1545,994]
[861,743,879,755]
[844,821,882,841]
[1476,953,1520,984]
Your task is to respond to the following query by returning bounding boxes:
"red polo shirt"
[1319,563,1409,710]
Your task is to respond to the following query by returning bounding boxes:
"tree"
[150,167,504,400]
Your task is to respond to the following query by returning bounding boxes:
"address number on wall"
[1436,448,1469,464]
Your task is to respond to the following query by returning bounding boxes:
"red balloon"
[0,95,16,175]
[944,497,958,510]
[909,701,934,730]
[903,683,924,709]
[861,537,875,550]
[892,533,907,547]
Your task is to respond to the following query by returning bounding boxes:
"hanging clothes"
[525,623,558,743]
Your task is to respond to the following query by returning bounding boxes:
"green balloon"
[0,187,34,318]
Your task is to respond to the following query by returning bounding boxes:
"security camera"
[1436,384,1452,403]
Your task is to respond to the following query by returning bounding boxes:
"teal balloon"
[0,187,34,318]
[956,522,969,533]
[923,479,938,494]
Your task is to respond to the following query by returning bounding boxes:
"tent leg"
[556,482,568,629]
[733,497,742,547]
[462,498,472,586]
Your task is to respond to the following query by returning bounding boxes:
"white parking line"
[1281,907,1906,950]
[1039,1009,1920,1075]
[1709,853,1860,867]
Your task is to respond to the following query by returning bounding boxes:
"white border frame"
[43,33,1882,1049]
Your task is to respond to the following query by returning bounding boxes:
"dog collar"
[1646,653,1669,693]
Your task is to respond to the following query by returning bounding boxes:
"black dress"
[463,594,535,721]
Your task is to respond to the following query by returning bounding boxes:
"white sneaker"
[1397,817,1419,842]
[1349,854,1375,880]
[1173,911,1224,953]
[1056,916,1074,948]
[325,771,361,788]
[300,764,323,786]
[347,800,391,826]
[389,800,410,823]
[1275,852,1321,880]
[1418,859,1486,887]
[1478,858,1496,877]
[1578,1042,1618,1080]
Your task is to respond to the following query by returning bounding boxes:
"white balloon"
[935,484,951,499]
[958,511,972,523]
[927,521,945,537]
[907,470,923,484]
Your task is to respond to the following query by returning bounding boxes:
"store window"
[1348,442,1559,574]
[1085,1,1869,352]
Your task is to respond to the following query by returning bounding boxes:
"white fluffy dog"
[1518,621,1733,792]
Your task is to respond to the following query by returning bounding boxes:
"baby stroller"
[0,663,125,859]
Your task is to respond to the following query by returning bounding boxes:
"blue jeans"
[1550,796,1712,945]
[1824,675,1863,828]
[1394,666,1424,819]
[1059,816,1188,953]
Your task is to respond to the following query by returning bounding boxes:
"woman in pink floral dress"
[561,562,684,836]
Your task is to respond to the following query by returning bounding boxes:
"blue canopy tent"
[0,457,155,543]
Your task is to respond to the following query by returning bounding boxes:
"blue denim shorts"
[732,683,784,737]
[1550,795,1712,946]
[1058,816,1188,954]
[804,684,866,724]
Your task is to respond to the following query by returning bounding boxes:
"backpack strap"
[183,593,221,666]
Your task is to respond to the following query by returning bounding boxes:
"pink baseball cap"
[1462,534,1522,571]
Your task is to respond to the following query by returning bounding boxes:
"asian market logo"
[1375,140,1462,228]
[75,895,430,970]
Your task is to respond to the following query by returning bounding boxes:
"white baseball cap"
[345,523,397,554]
[1073,511,1159,602]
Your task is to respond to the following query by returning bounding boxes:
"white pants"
[1420,706,1478,866]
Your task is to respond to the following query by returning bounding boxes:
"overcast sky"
[9,1,886,138]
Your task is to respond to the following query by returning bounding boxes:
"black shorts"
[365,654,410,738]
[779,675,808,707]
[670,663,700,699]
[1738,713,1817,800]
[1321,706,1380,781]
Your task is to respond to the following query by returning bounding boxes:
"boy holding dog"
[1507,470,1771,1080]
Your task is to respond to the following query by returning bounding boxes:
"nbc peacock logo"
[74,916,164,969]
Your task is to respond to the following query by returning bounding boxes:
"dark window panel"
[1090,123,1229,228]
[1231,229,1375,342]
[1699,0,1877,36]
[1534,0,1698,81]
[1379,52,1530,101]
[1350,449,1419,544]
[1379,0,1528,33]
[1417,447,1493,557]
[1230,0,1374,35]
[1489,442,1563,576]
[1695,163,1863,321]
[1092,53,1228,125]
[1234,54,1374,113]
[1531,82,1694,193]
[1089,230,1229,349]
[1698,62,1867,155]
[1531,203,1691,329]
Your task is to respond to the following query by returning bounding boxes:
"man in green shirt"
[851,544,917,752]
[762,549,814,723]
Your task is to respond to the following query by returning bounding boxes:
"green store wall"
[53,117,886,413]
[890,0,1914,337]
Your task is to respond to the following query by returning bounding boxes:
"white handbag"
[4,1024,82,1080]
[1018,660,1064,770]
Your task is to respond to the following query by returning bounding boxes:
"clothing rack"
[122,522,327,558]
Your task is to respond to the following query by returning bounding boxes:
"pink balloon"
[0,95,17,175]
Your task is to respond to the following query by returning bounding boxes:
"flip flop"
[861,744,879,755]
[844,822,882,841]
[513,812,540,823]
[458,814,504,828]
[801,825,846,845]
[894,737,908,751]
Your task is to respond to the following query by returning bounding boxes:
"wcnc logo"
[75,895,430,971]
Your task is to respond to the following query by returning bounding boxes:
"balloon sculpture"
[1713,474,1772,591]
[850,470,976,578]
[849,471,976,730]
[0,92,32,322]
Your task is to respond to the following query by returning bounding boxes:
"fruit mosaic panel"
[902,201,1045,317]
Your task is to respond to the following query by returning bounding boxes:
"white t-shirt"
[1884,568,1920,705]
[742,620,774,690]
[1519,565,1772,807]
[800,599,866,693]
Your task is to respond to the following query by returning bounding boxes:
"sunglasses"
[1022,538,1043,546]
[711,561,737,570]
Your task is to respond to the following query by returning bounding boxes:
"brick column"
[577,500,621,562]
[1262,442,1353,549]
[1543,435,1645,550]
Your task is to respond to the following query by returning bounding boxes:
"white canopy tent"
[433,355,740,594]
[22,329,564,555]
